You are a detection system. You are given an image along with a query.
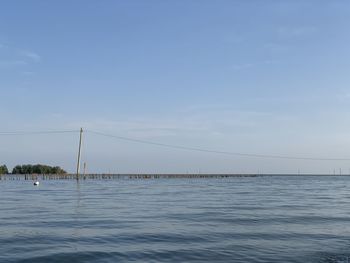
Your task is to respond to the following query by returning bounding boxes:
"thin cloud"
[20,50,41,62]
[21,71,35,76]
[277,26,317,38]
[0,60,27,68]
[0,44,41,71]
[336,92,350,101]
[232,63,254,70]
[232,60,279,71]
[264,43,289,53]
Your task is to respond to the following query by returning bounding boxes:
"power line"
[0,130,79,136]
[87,130,350,161]
[1,129,349,161]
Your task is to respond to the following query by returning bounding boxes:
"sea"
[1,176,350,263]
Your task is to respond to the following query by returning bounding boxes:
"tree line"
[0,164,67,175]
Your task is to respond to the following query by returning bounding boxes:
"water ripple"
[1,176,350,262]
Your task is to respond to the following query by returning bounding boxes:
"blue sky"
[1,1,350,173]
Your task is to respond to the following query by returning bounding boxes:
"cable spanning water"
[0,130,78,135]
[1,129,350,161]
[87,130,350,161]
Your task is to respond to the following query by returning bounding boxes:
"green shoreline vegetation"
[0,165,8,174]
[0,164,66,175]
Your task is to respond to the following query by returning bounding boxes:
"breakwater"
[0,173,346,180]
[0,173,261,180]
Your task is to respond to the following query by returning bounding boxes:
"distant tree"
[12,165,22,174]
[11,164,67,174]
[22,164,32,174]
[0,165,8,174]
[52,166,64,174]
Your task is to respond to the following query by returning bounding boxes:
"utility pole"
[76,128,83,180]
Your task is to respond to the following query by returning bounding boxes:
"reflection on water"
[1,176,350,262]
[72,182,82,252]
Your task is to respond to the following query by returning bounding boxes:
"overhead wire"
[1,129,349,161]
[86,130,350,161]
[0,130,79,135]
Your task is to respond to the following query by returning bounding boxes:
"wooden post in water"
[83,162,87,175]
[76,128,83,180]
[83,162,86,179]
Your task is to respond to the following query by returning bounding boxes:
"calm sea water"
[1,176,350,262]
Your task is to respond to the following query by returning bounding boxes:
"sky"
[1,0,350,174]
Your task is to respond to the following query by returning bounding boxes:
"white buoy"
[34,181,40,186]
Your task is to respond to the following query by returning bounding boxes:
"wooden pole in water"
[83,162,86,175]
[76,128,83,180]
